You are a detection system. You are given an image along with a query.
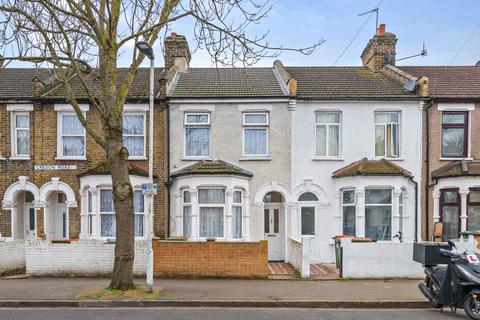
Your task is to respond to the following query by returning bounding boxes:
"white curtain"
[124,136,144,156]
[123,115,144,134]
[316,125,326,156]
[245,114,267,124]
[186,127,209,156]
[328,125,339,156]
[101,214,116,237]
[232,206,242,239]
[16,130,29,155]
[123,115,145,157]
[186,114,209,123]
[183,206,192,237]
[100,189,114,212]
[244,128,266,155]
[134,191,144,213]
[134,215,144,237]
[198,189,225,204]
[200,207,224,237]
[62,114,85,156]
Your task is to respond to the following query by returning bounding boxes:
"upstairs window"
[185,113,210,157]
[441,112,468,158]
[316,112,340,157]
[12,112,30,157]
[375,112,399,158]
[59,112,85,158]
[123,113,145,158]
[243,113,269,156]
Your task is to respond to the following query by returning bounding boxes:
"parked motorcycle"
[418,240,480,319]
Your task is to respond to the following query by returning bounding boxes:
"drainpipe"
[408,176,419,242]
[166,102,172,238]
[424,100,433,241]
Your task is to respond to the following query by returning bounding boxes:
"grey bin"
[413,242,452,265]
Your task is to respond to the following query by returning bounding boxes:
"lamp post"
[135,41,155,293]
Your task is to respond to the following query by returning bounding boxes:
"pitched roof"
[171,160,253,178]
[169,68,286,98]
[77,161,150,177]
[0,67,165,100]
[332,158,413,178]
[432,160,480,179]
[284,66,417,100]
[399,66,480,99]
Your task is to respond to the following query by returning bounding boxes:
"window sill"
[10,156,31,161]
[128,157,147,161]
[181,156,212,161]
[55,156,87,161]
[312,157,344,161]
[239,156,272,161]
[0,156,6,161]
[440,157,473,161]
[372,157,404,161]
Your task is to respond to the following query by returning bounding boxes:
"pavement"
[0,308,468,320]
[0,277,429,308]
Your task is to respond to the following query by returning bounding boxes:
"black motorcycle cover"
[437,262,460,305]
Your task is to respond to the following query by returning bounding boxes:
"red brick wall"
[153,240,269,278]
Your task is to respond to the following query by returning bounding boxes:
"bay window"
[342,189,356,236]
[374,111,399,158]
[440,189,460,241]
[243,112,268,156]
[365,189,392,240]
[316,111,340,157]
[468,189,480,232]
[232,191,242,239]
[199,189,225,237]
[123,113,145,158]
[441,111,468,158]
[185,113,210,157]
[100,189,115,237]
[58,112,86,158]
[183,190,192,238]
[12,112,30,157]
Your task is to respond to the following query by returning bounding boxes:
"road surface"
[0,307,468,320]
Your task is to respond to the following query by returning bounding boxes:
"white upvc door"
[264,205,283,261]
[24,204,36,240]
[56,203,68,239]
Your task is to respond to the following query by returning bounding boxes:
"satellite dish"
[404,79,417,92]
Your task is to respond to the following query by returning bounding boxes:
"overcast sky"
[157,0,480,68]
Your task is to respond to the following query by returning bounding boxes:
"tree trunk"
[100,48,136,291]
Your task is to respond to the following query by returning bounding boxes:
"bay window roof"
[332,158,412,178]
[171,160,253,178]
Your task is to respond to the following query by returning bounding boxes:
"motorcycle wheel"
[464,295,480,320]
[425,277,440,308]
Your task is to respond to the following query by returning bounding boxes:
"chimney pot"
[476,60,480,67]
[171,32,177,36]
[378,24,386,36]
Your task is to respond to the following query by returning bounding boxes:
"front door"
[24,204,36,240]
[264,206,283,260]
[56,203,68,239]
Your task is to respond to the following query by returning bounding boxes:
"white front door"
[24,204,36,240]
[56,203,68,239]
[264,206,283,261]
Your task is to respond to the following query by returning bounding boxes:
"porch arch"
[39,177,77,208]
[254,181,291,205]
[2,176,40,209]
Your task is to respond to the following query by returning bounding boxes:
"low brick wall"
[0,240,25,275]
[153,239,269,278]
[26,240,146,276]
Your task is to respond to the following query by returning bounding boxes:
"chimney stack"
[164,33,191,72]
[361,24,398,71]
[0,55,4,68]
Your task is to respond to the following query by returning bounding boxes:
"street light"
[136,41,155,293]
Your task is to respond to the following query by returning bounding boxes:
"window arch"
[263,191,283,203]
[298,192,318,202]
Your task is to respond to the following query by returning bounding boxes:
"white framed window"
[58,112,86,159]
[315,111,341,157]
[341,189,356,236]
[100,189,115,238]
[183,190,192,238]
[184,113,210,157]
[12,112,30,158]
[134,190,145,237]
[232,190,243,239]
[87,190,93,236]
[365,188,392,241]
[243,112,269,156]
[198,188,225,238]
[123,113,146,158]
[374,111,400,158]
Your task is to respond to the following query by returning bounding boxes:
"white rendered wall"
[25,240,146,276]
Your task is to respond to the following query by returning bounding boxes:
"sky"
[3,0,480,69]
[158,0,480,68]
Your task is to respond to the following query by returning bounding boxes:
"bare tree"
[0,0,323,290]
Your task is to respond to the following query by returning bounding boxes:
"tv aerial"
[396,42,428,62]
[358,7,380,33]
